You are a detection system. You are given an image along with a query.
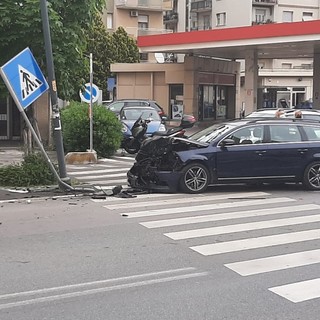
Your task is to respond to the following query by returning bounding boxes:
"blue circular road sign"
[79,83,100,103]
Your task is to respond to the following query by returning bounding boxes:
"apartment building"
[102,0,173,63]
[105,0,320,121]
[175,0,319,109]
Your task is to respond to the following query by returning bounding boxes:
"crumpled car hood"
[127,136,209,192]
[138,136,209,157]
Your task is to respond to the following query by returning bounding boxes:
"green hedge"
[0,153,56,187]
[61,101,122,158]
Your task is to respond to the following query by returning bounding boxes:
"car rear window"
[108,102,124,112]
[269,125,302,143]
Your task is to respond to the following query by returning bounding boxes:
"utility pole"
[40,0,68,183]
[89,53,93,152]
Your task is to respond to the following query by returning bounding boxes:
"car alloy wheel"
[303,161,320,190]
[180,162,209,193]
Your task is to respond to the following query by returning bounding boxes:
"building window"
[138,15,149,30]
[302,12,313,21]
[216,12,226,26]
[282,63,292,69]
[203,15,211,30]
[255,9,266,23]
[140,53,148,61]
[282,11,293,22]
[106,13,113,29]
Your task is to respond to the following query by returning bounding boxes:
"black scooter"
[122,115,196,154]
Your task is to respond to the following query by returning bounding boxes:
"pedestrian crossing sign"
[0,47,49,111]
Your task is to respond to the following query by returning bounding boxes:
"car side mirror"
[220,139,235,147]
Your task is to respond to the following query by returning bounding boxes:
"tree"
[109,27,140,63]
[0,0,106,100]
[87,18,140,99]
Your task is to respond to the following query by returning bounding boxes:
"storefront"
[111,55,240,122]
[197,72,236,121]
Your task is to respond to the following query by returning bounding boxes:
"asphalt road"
[1,185,320,320]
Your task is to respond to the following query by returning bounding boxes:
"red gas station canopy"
[138,20,320,60]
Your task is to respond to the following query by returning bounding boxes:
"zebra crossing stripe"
[225,249,320,276]
[69,168,129,176]
[104,192,270,210]
[165,213,320,240]
[141,204,319,228]
[121,197,295,218]
[91,179,128,186]
[190,229,320,256]
[111,156,135,161]
[99,158,133,163]
[76,173,127,180]
[95,193,180,203]
[269,278,320,303]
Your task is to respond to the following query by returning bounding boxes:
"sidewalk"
[0,148,24,167]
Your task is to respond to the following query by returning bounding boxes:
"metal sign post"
[0,47,72,191]
[79,55,99,153]
[89,53,93,152]
[40,0,68,183]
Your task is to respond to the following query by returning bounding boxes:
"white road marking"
[141,204,319,228]
[68,168,129,176]
[0,267,207,310]
[91,179,128,186]
[225,249,320,276]
[77,173,128,180]
[104,192,270,210]
[269,278,320,303]
[94,192,179,202]
[98,158,127,163]
[190,229,320,256]
[122,197,296,218]
[165,213,320,240]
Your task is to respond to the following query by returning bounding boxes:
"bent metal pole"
[40,0,68,182]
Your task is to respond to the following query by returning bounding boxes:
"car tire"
[179,162,209,194]
[303,161,320,190]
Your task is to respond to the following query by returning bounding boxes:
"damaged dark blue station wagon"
[127,118,320,193]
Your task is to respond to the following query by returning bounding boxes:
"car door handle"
[255,150,266,156]
[298,148,308,154]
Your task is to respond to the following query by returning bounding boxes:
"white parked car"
[245,108,292,118]
[281,109,320,121]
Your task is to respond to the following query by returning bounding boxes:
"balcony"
[252,19,274,25]
[252,0,277,6]
[190,0,212,12]
[125,27,173,38]
[163,11,178,25]
[116,0,172,11]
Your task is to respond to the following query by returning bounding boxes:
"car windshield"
[123,109,160,121]
[189,123,237,143]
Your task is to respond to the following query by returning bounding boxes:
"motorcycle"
[121,116,151,154]
[122,114,196,154]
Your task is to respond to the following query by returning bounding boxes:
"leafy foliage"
[61,101,123,157]
[0,153,56,187]
[108,27,140,63]
[87,19,140,99]
[0,0,106,100]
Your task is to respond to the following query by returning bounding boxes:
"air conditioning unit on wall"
[130,10,138,17]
